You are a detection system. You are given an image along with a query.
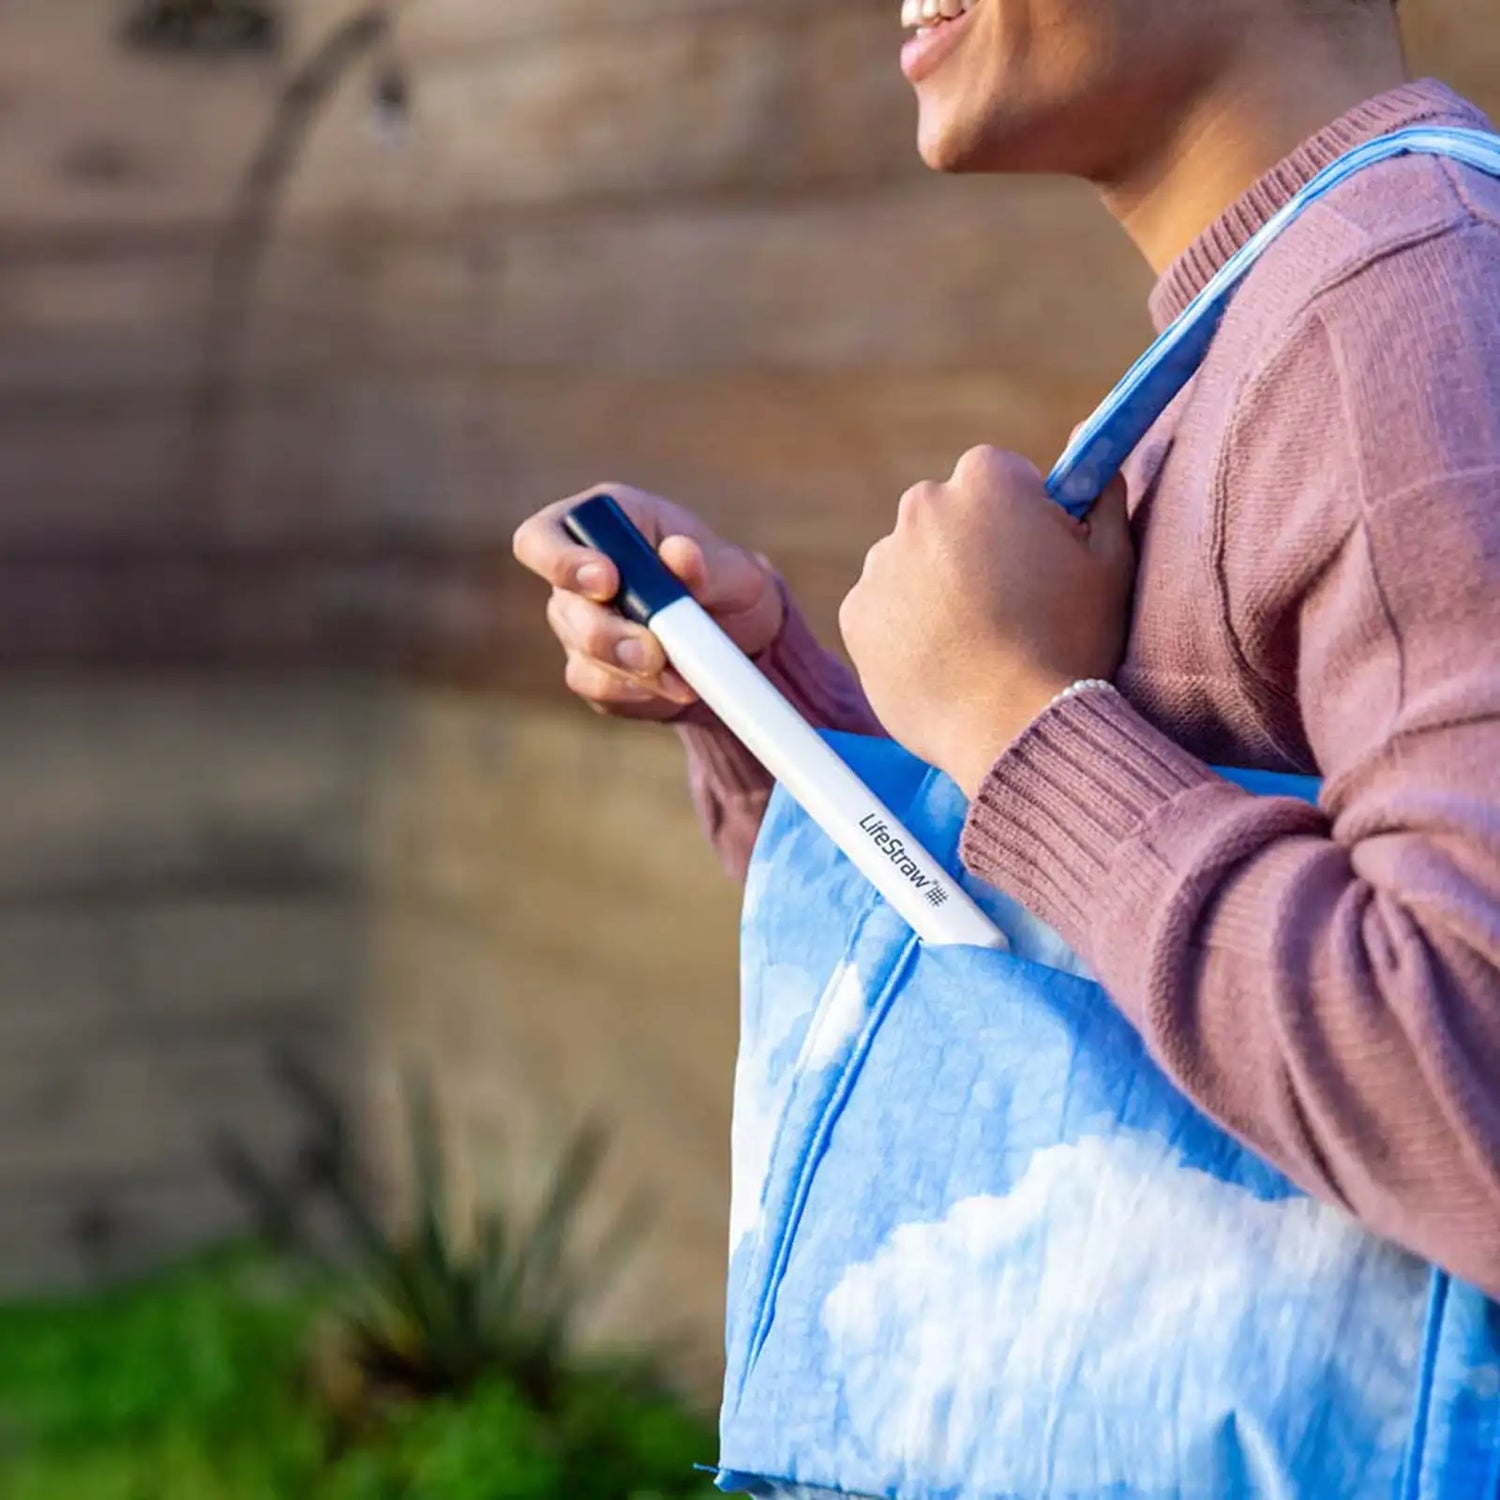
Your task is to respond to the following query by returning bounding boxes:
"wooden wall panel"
[484,178,1147,379]
[0,0,1494,686]
[0,178,1147,392]
[2,0,918,236]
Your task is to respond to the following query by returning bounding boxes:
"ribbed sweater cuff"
[675,717,770,800]
[959,687,1217,951]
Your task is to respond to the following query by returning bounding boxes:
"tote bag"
[714,127,1500,1500]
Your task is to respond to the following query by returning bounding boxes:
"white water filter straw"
[563,495,1006,950]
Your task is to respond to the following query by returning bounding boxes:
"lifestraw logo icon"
[924,884,948,909]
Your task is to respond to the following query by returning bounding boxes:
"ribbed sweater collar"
[1149,78,1489,331]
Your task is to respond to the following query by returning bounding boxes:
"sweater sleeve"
[960,237,1500,1295]
[676,585,884,879]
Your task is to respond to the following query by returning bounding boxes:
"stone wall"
[0,0,1495,1383]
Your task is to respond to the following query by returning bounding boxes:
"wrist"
[945,672,1108,798]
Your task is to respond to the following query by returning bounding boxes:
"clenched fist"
[513,483,784,720]
[840,446,1134,795]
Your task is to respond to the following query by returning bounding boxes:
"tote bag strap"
[1047,125,1500,516]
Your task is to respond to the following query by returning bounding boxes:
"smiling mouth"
[899,0,977,84]
[900,0,976,33]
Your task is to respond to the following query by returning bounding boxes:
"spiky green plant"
[214,1054,653,1427]
[337,1076,652,1411]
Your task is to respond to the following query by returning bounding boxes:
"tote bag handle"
[1048,125,1500,513]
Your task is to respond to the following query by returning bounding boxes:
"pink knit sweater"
[677,80,1500,1295]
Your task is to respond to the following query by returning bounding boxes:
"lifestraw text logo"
[858,814,950,903]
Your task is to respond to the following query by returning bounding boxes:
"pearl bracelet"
[1043,678,1117,715]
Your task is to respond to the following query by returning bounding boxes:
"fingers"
[896,480,940,527]
[517,484,782,708]
[562,651,687,720]
[1081,474,1132,563]
[658,532,771,615]
[513,494,622,602]
[656,534,711,613]
[515,491,714,718]
[546,589,696,713]
[950,443,1041,491]
[546,588,665,675]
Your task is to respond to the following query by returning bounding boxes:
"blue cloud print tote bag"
[714,128,1500,1500]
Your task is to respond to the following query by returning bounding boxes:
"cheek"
[912,10,1017,173]
[914,0,1187,179]
[919,0,1099,168]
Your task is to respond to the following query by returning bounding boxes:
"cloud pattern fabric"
[715,733,1500,1499]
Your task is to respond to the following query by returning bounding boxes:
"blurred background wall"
[0,0,1495,1385]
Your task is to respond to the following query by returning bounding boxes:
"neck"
[1099,23,1408,274]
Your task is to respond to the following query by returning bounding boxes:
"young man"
[513,2,1500,1297]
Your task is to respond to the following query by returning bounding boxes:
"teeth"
[903,0,970,29]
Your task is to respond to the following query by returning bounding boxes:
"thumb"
[1082,475,1131,563]
[658,533,769,614]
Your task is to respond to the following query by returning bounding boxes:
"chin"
[916,94,1094,178]
[916,110,990,173]
[917,130,967,173]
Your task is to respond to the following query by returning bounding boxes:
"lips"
[900,0,978,84]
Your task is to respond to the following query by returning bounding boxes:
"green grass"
[0,1248,720,1500]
